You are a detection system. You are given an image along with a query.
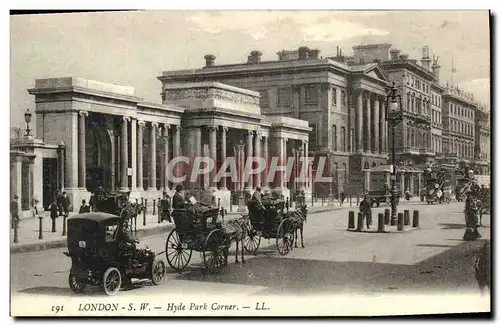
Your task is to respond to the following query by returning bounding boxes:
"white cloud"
[187,11,388,41]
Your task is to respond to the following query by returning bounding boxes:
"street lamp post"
[24,108,33,137]
[385,81,403,224]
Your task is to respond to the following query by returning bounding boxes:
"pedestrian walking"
[359,194,372,229]
[160,192,171,223]
[49,199,58,220]
[56,191,64,216]
[340,191,345,206]
[11,195,19,229]
[62,192,71,217]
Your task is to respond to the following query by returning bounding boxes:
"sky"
[10,10,491,129]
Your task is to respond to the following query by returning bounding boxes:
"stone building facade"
[442,85,477,169]
[10,77,312,216]
[474,105,490,175]
[159,47,390,196]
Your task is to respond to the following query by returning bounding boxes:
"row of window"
[406,93,430,116]
[406,127,431,148]
[407,73,430,94]
[431,135,443,155]
[276,85,347,107]
[449,140,475,159]
[450,118,474,136]
[449,102,474,120]
[431,92,442,107]
[431,109,442,126]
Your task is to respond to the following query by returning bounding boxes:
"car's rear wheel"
[68,272,86,293]
[102,267,121,296]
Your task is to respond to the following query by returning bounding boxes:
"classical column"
[131,118,137,191]
[400,172,405,193]
[137,120,144,191]
[163,125,170,191]
[172,125,181,185]
[275,137,285,190]
[208,126,218,190]
[66,112,78,189]
[356,90,363,153]
[304,140,309,188]
[78,111,88,189]
[410,173,415,196]
[380,101,386,154]
[366,94,372,153]
[57,143,65,191]
[245,130,254,191]
[11,156,22,214]
[148,122,157,191]
[300,140,307,190]
[220,127,228,190]
[283,138,288,189]
[263,135,269,189]
[373,98,380,154]
[254,131,262,188]
[120,116,130,191]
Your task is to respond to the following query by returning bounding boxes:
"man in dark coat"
[172,185,186,210]
[62,192,71,217]
[56,191,63,216]
[359,194,372,229]
[79,199,91,214]
[11,195,19,229]
[160,192,171,222]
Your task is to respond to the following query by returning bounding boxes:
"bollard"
[153,199,156,215]
[38,216,44,240]
[404,209,410,226]
[13,219,19,243]
[397,213,404,231]
[350,195,352,207]
[348,211,355,229]
[145,199,148,214]
[51,217,56,233]
[217,198,221,208]
[356,195,360,206]
[143,206,147,226]
[62,215,67,236]
[321,196,325,207]
[157,204,162,224]
[377,213,385,233]
[412,210,420,228]
[384,209,390,225]
[311,194,314,207]
[356,212,364,231]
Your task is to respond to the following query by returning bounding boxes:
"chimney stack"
[421,45,432,71]
[204,54,216,68]
[247,50,263,64]
[390,49,401,60]
[309,49,320,59]
[298,46,309,60]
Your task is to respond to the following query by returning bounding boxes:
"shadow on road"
[440,223,466,230]
[170,240,488,296]
[416,244,455,248]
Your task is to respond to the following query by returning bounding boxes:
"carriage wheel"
[151,260,167,285]
[276,219,294,256]
[243,228,261,255]
[68,272,86,293]
[102,267,121,296]
[165,229,192,272]
[202,229,228,274]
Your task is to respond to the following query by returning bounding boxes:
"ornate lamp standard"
[385,81,403,224]
[24,108,33,137]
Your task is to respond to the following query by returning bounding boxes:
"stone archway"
[86,119,113,193]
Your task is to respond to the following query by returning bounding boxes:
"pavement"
[10,200,491,316]
[9,199,352,254]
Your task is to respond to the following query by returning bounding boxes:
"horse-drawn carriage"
[63,211,166,296]
[165,202,230,274]
[243,196,306,256]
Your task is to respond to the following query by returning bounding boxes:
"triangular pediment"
[364,65,389,83]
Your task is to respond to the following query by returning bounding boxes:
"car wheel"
[102,267,122,296]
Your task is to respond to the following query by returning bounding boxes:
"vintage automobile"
[63,212,166,295]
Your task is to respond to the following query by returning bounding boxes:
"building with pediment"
[159,46,392,196]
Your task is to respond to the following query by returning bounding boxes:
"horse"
[290,205,307,248]
[222,214,251,264]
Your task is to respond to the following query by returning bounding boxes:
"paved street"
[10,200,490,315]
